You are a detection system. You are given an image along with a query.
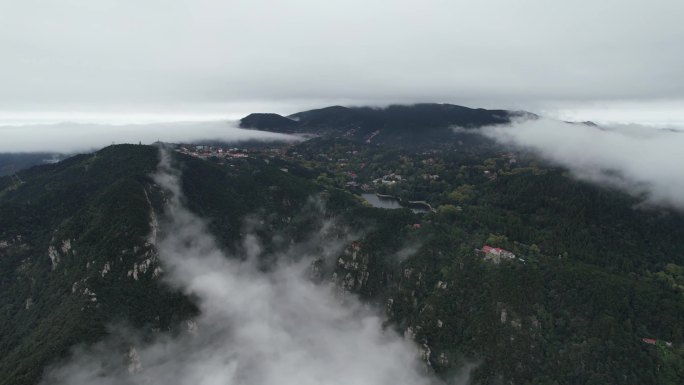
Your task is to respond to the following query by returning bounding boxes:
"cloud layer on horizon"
[478,118,684,211]
[0,121,300,153]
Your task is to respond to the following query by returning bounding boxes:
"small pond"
[360,193,430,213]
[361,193,403,209]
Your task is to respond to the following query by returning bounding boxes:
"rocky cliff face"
[0,146,200,385]
[0,144,357,385]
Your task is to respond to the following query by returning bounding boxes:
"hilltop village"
[172,138,557,269]
[174,139,523,214]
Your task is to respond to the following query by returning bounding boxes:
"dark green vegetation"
[0,146,186,385]
[0,145,324,385]
[239,112,299,132]
[286,137,684,384]
[0,153,65,176]
[240,103,532,148]
[2,105,684,385]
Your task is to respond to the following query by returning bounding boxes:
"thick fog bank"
[477,118,684,211]
[0,120,300,153]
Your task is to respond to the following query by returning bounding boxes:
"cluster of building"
[176,145,250,160]
[480,245,516,263]
[421,173,440,181]
[372,173,403,186]
[502,152,518,165]
[641,337,673,347]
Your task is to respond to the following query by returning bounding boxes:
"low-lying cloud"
[0,120,300,153]
[478,118,684,211]
[41,150,443,385]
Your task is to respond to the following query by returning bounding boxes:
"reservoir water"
[360,193,430,213]
[361,193,403,209]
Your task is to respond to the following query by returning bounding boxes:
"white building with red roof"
[481,245,515,263]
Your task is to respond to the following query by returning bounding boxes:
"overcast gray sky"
[1,0,683,124]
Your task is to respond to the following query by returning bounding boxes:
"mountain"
[0,144,327,385]
[239,112,299,132]
[0,153,65,176]
[2,137,684,384]
[240,103,535,147]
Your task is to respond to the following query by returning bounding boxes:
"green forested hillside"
[1,142,684,385]
[271,136,684,384]
[0,153,68,177]
[0,145,323,385]
[240,103,523,148]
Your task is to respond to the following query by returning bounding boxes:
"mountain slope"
[0,153,64,176]
[0,144,326,385]
[2,140,684,384]
[239,113,299,133]
[240,103,533,147]
[0,146,202,385]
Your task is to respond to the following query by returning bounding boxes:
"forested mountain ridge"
[0,153,65,176]
[1,138,684,384]
[0,144,327,385]
[240,103,534,148]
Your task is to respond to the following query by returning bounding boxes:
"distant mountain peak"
[239,103,525,148]
[239,113,298,131]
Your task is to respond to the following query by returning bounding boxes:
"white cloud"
[478,118,684,211]
[543,99,684,129]
[40,150,456,385]
[0,121,300,153]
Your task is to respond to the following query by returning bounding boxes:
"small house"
[481,245,515,263]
